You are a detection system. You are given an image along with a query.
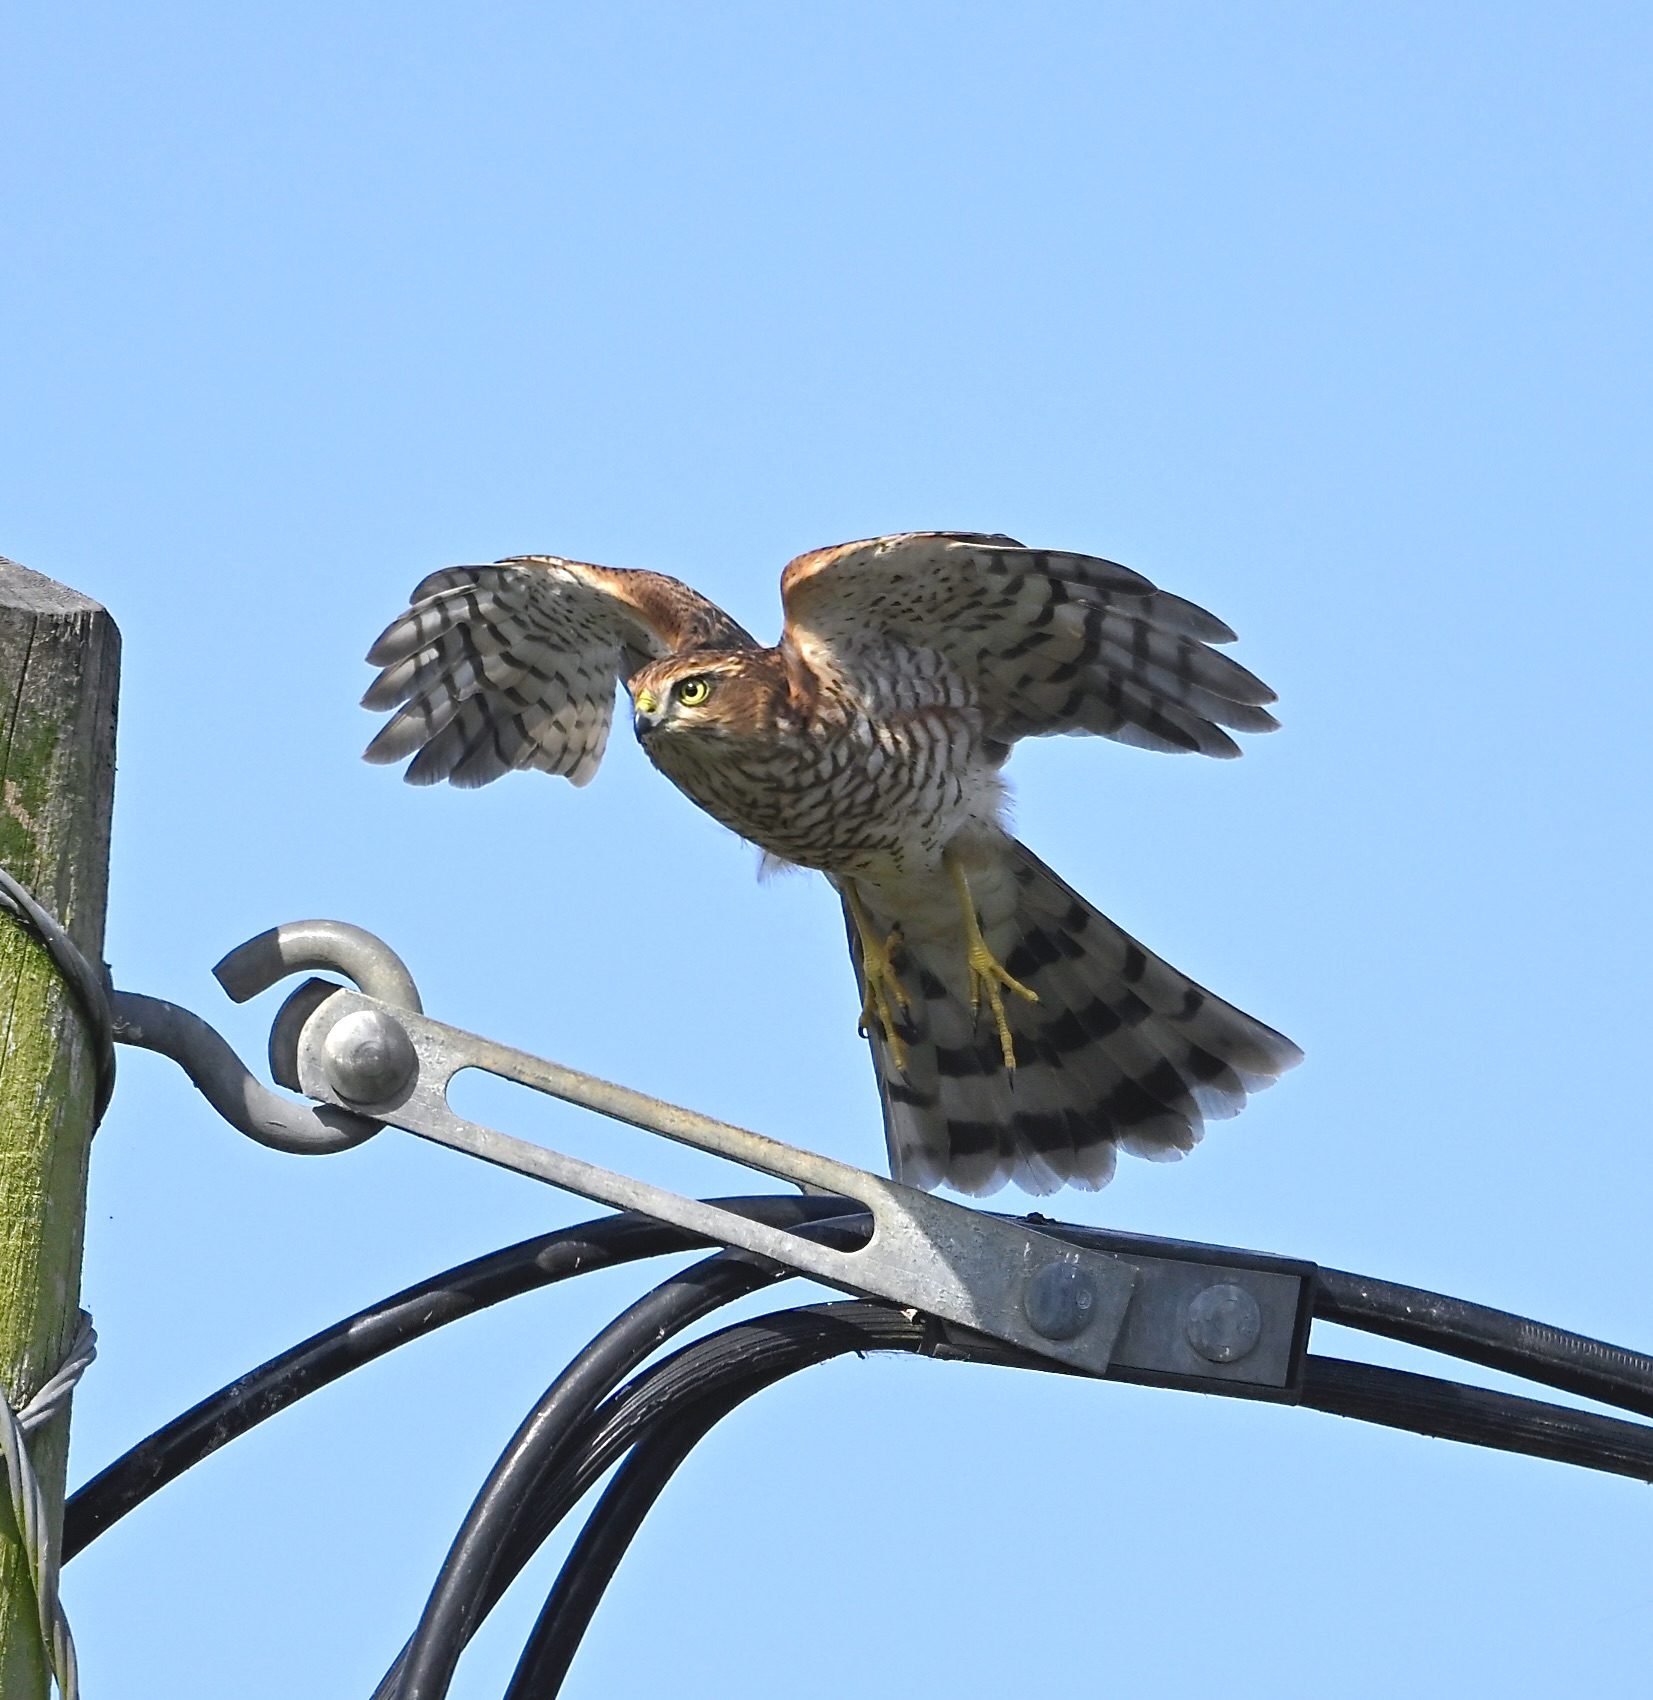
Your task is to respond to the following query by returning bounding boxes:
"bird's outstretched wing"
[780,532,1278,757]
[363,557,755,787]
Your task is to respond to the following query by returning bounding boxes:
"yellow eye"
[675,677,712,707]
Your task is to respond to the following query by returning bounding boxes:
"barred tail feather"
[846,838,1301,1197]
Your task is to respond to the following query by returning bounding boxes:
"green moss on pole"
[0,560,119,1698]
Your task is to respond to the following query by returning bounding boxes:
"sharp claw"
[947,853,1039,1073]
[884,1027,911,1072]
[847,886,912,1073]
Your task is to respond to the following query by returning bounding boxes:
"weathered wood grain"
[0,558,119,1699]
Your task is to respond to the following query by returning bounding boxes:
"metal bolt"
[1023,1260,1098,1341]
[1185,1282,1263,1364]
[322,1008,417,1105]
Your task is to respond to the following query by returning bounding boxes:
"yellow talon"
[845,884,911,1072]
[946,853,1039,1070]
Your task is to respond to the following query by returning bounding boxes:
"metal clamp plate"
[294,988,1142,1377]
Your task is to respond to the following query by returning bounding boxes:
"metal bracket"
[289,985,1140,1376]
[113,918,1313,1392]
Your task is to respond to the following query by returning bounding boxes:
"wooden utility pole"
[0,561,119,1698]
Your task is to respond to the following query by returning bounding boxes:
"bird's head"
[627,652,770,747]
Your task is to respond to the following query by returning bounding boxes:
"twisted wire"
[0,1315,96,1700]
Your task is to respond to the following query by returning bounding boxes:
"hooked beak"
[632,687,660,734]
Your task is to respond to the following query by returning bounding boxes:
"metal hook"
[111,993,379,1155]
[212,920,422,1012]
[109,919,421,1156]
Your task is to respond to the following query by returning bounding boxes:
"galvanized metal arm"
[114,919,1311,1393]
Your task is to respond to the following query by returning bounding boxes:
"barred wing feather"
[781,532,1278,759]
[363,557,753,789]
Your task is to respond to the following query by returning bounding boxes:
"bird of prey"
[362,532,1300,1197]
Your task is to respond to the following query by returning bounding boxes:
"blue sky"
[6,4,1652,1695]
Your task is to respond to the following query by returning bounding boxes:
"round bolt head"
[322,1008,416,1105]
[1185,1282,1263,1364]
[1023,1259,1098,1341]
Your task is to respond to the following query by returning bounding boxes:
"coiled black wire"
[455,1305,1653,1699]
[378,1251,780,1700]
[63,1195,854,1559]
[505,1399,734,1696]
[376,1214,872,1700]
[505,1303,930,1698]
[71,1200,1653,1568]
[374,1278,1653,1699]
[62,1196,1653,1700]
[0,864,116,1121]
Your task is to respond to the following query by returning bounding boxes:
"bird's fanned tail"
[845,839,1301,1197]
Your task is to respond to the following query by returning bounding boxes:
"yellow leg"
[946,852,1039,1070]
[845,883,911,1071]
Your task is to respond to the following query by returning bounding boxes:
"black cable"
[67,1196,1299,1565]
[473,1304,900,1669]
[64,1195,861,1561]
[504,1400,735,1699]
[0,864,116,1121]
[376,1216,874,1700]
[506,1311,1653,1697]
[1312,1268,1653,1420]
[68,1196,1653,1586]
[505,1304,923,1699]
[508,1303,916,1564]
[62,1174,1653,1692]
[381,1251,789,1700]
[1299,1355,1653,1481]
[372,1305,920,1699]
[68,1178,1653,1574]
[55,1166,1653,1700]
